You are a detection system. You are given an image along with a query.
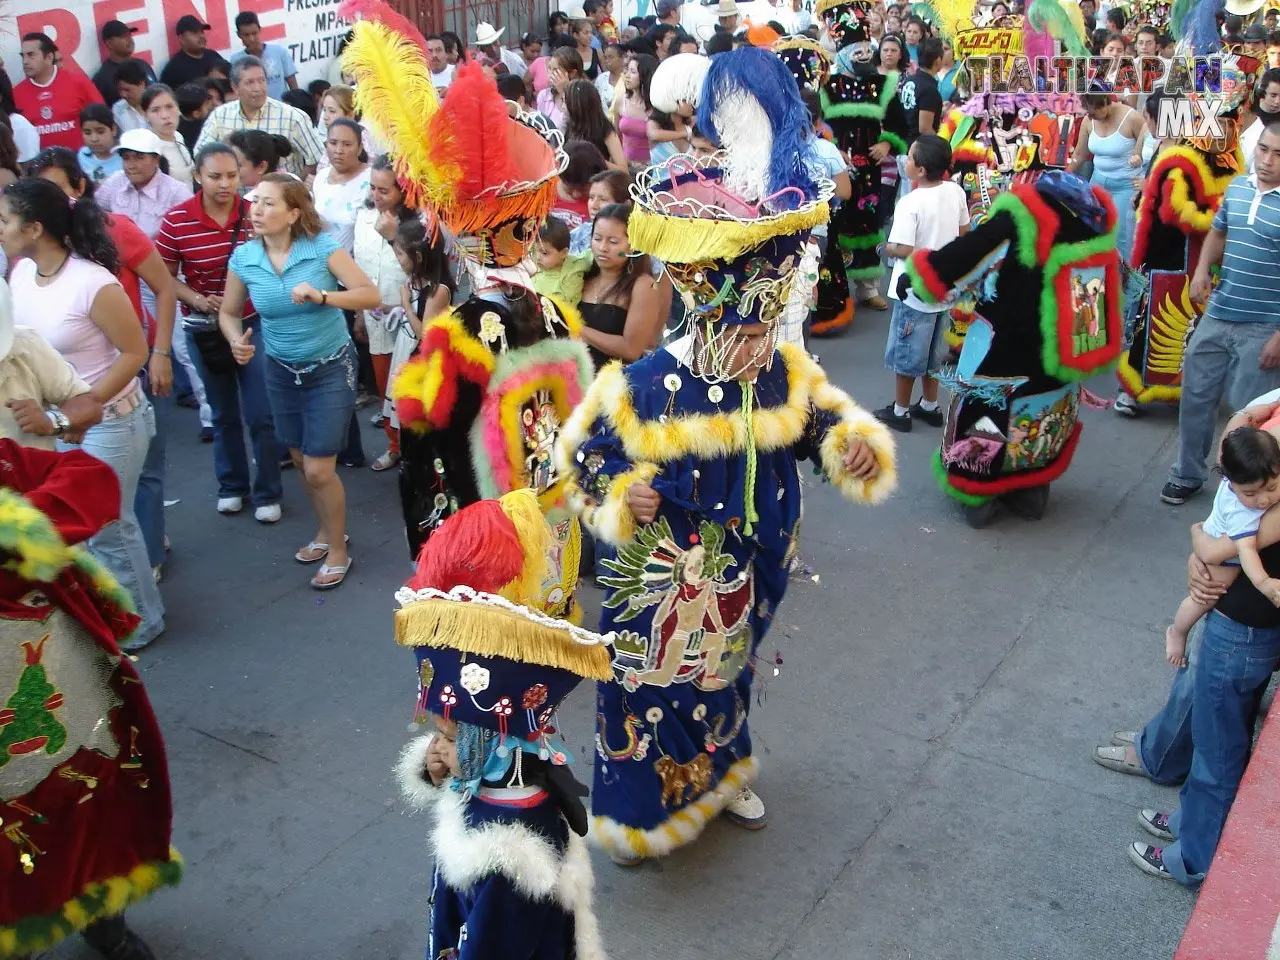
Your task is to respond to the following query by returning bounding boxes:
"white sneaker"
[723,786,767,830]
[216,496,243,514]
[254,504,282,524]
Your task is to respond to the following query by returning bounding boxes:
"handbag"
[188,209,247,375]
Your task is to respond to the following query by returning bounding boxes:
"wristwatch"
[45,408,70,437]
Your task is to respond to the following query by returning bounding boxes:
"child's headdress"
[629,47,833,380]
[340,0,567,291]
[773,35,834,93]
[395,490,612,750]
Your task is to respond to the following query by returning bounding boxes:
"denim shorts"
[884,300,949,378]
[263,340,357,458]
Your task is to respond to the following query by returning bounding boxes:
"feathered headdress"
[650,52,712,114]
[695,46,817,207]
[341,0,565,270]
[773,35,834,93]
[1181,0,1226,53]
[1025,0,1090,54]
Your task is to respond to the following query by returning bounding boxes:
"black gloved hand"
[895,271,912,301]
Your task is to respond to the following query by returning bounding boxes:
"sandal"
[311,557,353,590]
[294,534,351,564]
[371,451,401,472]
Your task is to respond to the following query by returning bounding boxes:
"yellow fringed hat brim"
[395,599,614,682]
[629,201,831,264]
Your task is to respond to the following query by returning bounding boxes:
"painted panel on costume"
[1140,271,1196,390]
[1003,384,1080,472]
[0,607,121,801]
[604,518,754,694]
[1067,266,1109,359]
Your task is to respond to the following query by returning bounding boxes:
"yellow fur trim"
[498,373,580,502]
[0,847,182,957]
[628,203,830,265]
[1116,352,1182,404]
[546,295,584,337]
[1152,146,1238,234]
[818,415,899,505]
[588,463,661,547]
[0,487,74,583]
[390,310,497,430]
[343,23,449,209]
[497,489,552,605]
[591,756,759,859]
[429,312,498,375]
[395,601,613,681]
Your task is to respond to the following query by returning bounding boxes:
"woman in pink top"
[0,178,164,651]
[618,53,657,165]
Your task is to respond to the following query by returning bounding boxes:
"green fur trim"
[69,548,137,617]
[837,230,885,251]
[469,337,596,501]
[987,192,1039,269]
[1038,229,1121,382]
[877,130,908,155]
[0,850,182,957]
[0,488,72,584]
[848,265,886,280]
[905,257,941,305]
[821,72,899,122]
[931,449,993,505]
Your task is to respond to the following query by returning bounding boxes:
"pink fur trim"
[479,359,586,494]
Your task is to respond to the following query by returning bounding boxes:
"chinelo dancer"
[0,440,180,960]
[340,0,593,622]
[393,490,609,960]
[555,47,897,867]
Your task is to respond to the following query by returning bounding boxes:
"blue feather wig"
[695,47,818,209]
[1183,0,1224,53]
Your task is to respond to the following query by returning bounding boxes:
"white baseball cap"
[116,128,165,156]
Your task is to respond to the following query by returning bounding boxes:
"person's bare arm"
[135,250,176,396]
[311,249,381,311]
[604,131,629,172]
[1068,115,1092,170]
[831,170,852,201]
[87,285,150,403]
[218,272,250,344]
[1191,522,1240,565]
[577,280,663,362]
[1190,227,1226,304]
[884,242,913,259]
[647,118,687,144]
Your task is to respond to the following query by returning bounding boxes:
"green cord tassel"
[741,383,759,536]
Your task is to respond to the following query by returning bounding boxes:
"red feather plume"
[337,0,429,56]
[427,62,520,202]
[407,500,524,592]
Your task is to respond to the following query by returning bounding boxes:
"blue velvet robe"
[555,341,896,859]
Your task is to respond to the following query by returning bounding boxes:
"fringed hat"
[631,48,832,335]
[341,2,567,282]
[816,0,873,48]
[773,35,833,93]
[396,490,612,745]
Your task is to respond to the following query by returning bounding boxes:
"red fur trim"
[908,249,950,303]
[397,396,427,428]
[1051,249,1123,374]
[943,424,1083,495]
[1013,186,1060,263]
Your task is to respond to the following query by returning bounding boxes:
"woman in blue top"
[218,173,379,589]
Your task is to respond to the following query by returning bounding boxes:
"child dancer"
[394,490,610,959]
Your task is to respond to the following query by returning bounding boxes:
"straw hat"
[475,21,505,46]
[716,0,741,17]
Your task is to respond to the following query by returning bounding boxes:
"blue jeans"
[262,341,358,458]
[61,401,166,649]
[186,327,282,506]
[1169,315,1280,489]
[134,377,166,568]
[1137,620,1203,785]
[1163,611,1280,885]
[883,301,949,378]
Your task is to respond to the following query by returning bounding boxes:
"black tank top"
[578,300,628,372]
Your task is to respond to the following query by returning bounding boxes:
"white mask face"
[852,41,874,62]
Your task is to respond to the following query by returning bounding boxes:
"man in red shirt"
[14,32,104,151]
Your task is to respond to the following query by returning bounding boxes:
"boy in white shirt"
[874,134,969,432]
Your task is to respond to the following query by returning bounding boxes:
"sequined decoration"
[4,820,43,873]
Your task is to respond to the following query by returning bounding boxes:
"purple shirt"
[94,170,192,239]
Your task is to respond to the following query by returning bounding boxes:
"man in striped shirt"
[1162,123,1280,505]
[191,57,323,179]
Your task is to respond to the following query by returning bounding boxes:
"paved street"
[52,305,1201,960]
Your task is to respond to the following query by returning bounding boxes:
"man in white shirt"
[475,22,527,77]
[426,34,456,90]
[1245,69,1280,174]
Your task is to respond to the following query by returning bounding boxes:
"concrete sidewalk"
[51,305,1197,960]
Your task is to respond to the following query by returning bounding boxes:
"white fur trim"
[431,786,563,899]
[590,755,760,860]
[397,734,439,811]
[560,833,607,960]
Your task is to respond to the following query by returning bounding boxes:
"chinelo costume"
[393,490,610,960]
[341,1,592,622]
[811,0,907,336]
[554,48,898,864]
[900,171,1123,528]
[0,440,180,960]
[1117,60,1248,409]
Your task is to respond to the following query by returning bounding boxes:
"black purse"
[190,210,247,375]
